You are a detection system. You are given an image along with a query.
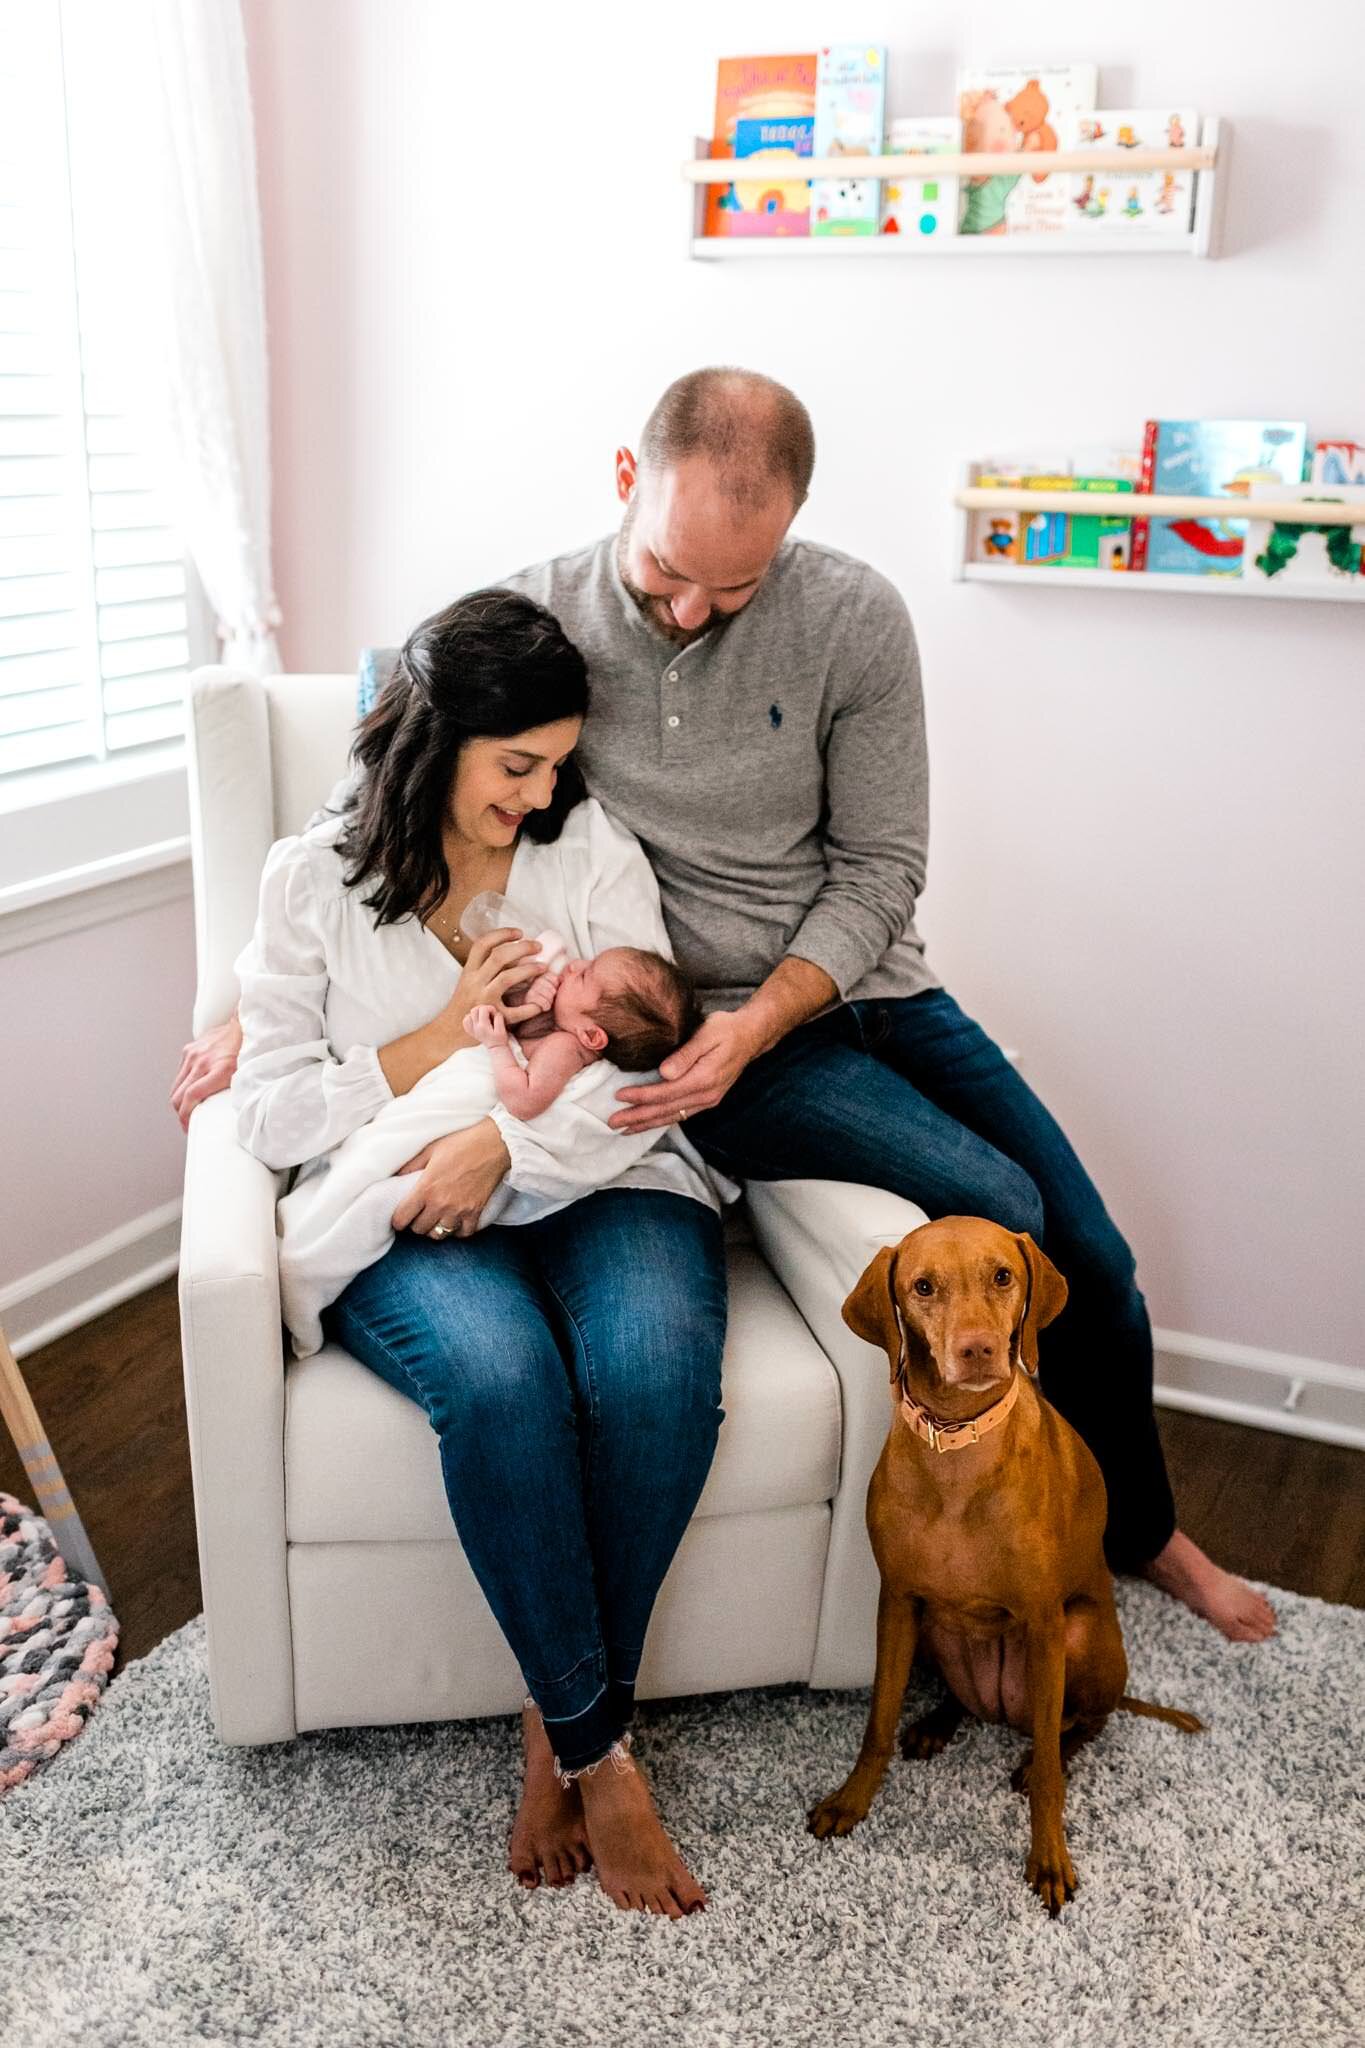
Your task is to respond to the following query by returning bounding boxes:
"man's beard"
[615,511,726,648]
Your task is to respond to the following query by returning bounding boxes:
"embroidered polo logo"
[768,704,783,728]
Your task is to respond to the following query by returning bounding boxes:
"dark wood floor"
[4,1277,1362,1678]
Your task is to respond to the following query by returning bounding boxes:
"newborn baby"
[276,941,699,1357]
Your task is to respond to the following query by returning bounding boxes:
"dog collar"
[898,1367,1021,1454]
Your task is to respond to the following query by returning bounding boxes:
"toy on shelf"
[956,64,1097,236]
[811,44,886,236]
[880,116,961,238]
[1245,483,1365,591]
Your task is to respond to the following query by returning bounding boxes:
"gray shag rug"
[4,1578,1363,2048]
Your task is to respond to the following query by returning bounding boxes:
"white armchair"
[178,667,928,1745]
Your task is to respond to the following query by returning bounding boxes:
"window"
[0,4,207,789]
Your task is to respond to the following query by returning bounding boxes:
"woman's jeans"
[687,988,1177,1573]
[323,1187,727,1772]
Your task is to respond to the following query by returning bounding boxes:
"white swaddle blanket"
[277,1038,622,1358]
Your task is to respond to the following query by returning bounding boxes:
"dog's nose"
[952,1334,996,1370]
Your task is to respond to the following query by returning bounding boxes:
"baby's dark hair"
[592,949,702,1072]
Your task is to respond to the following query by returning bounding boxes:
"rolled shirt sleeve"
[784,576,929,998]
[231,836,394,1170]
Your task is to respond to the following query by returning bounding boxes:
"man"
[173,366,1274,1646]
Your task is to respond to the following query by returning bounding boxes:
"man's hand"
[463,1005,508,1048]
[171,1013,244,1131]
[391,1120,511,1238]
[609,1009,762,1134]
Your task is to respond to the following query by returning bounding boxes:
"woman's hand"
[443,929,545,1036]
[608,1009,762,1134]
[391,1120,512,1238]
[171,1012,244,1130]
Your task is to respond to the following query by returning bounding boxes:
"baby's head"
[552,947,701,1070]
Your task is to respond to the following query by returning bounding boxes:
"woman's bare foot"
[576,1744,706,1919]
[1140,1528,1277,1642]
[507,1705,593,1890]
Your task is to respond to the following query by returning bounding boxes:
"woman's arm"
[231,837,397,1169]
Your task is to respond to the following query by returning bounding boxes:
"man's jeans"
[687,988,1177,1571]
[323,1187,727,1771]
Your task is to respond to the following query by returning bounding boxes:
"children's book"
[1060,108,1199,234]
[1311,440,1365,486]
[812,44,886,237]
[703,54,818,238]
[1133,420,1309,577]
[956,65,1097,236]
[1243,482,1365,592]
[880,117,960,239]
[731,116,815,236]
[1060,478,1137,568]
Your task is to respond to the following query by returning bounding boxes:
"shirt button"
[667,670,679,683]
[667,715,680,728]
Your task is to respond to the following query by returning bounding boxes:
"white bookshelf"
[959,563,1365,603]
[954,478,1365,604]
[686,118,1226,260]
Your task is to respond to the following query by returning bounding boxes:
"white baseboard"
[0,1200,182,1359]
[3,1213,1361,1455]
[1154,1328,1365,1451]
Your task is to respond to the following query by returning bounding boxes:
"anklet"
[553,1731,634,1789]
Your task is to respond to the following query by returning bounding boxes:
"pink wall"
[242,0,1365,1367]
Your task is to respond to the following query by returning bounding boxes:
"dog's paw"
[807,1787,870,1839]
[1025,1837,1079,1917]
[902,1724,950,1761]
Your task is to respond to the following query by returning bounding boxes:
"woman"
[231,589,729,1919]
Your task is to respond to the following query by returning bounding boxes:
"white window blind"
[0,4,204,785]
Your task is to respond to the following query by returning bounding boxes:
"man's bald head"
[637,368,815,516]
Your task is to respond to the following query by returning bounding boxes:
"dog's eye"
[913,1278,933,1297]
[993,1267,1013,1287]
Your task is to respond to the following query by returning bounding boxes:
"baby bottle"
[459,891,570,974]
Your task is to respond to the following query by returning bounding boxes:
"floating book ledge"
[688,120,1226,260]
[684,145,1217,183]
[956,488,1365,526]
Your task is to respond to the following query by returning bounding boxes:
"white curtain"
[64,0,281,671]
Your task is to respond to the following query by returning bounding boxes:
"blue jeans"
[686,988,1177,1572]
[322,1187,727,1771]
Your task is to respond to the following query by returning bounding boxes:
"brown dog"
[808,1216,1201,1914]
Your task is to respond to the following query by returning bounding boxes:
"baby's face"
[551,951,624,1039]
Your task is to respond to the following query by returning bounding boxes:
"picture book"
[703,54,818,238]
[1311,439,1365,486]
[1135,420,1309,577]
[1060,108,1199,235]
[880,117,960,239]
[956,64,1097,236]
[1243,482,1365,591]
[812,44,886,237]
[730,115,815,236]
[1060,477,1137,568]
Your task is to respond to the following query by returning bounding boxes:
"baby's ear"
[579,1023,608,1055]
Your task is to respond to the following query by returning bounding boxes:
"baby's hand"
[525,970,560,1015]
[463,1005,507,1047]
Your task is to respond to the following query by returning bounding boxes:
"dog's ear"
[842,1247,901,1378]
[1013,1234,1068,1376]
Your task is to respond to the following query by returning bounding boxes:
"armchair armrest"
[744,1178,928,1689]
[178,1093,296,1743]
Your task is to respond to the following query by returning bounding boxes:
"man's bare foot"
[576,1744,706,1919]
[508,1704,593,1890]
[1140,1528,1277,1642]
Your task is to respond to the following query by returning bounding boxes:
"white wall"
[242,0,1365,1373]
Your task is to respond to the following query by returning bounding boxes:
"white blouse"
[230,796,736,1218]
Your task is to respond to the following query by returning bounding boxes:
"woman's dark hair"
[337,588,589,926]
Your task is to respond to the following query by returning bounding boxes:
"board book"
[703,54,818,238]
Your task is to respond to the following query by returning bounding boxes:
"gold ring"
[677,1110,687,1121]
[431,1223,451,1239]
